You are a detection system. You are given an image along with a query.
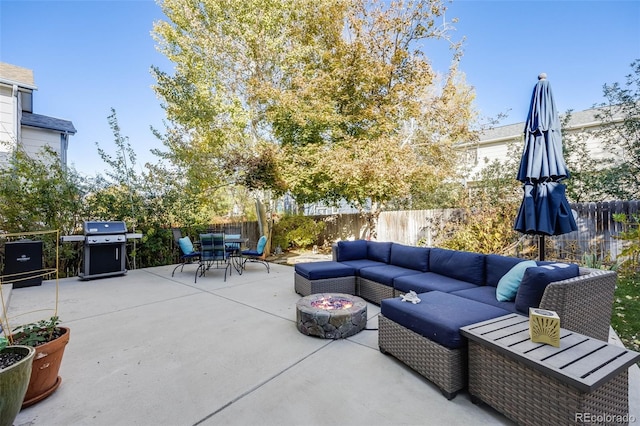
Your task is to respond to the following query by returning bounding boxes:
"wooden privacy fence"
[550,200,639,262]
[309,201,639,263]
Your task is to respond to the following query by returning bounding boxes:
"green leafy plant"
[581,252,619,271]
[0,336,8,351]
[11,316,62,347]
[613,213,640,276]
[273,215,326,251]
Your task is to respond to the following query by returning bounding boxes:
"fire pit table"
[296,293,367,339]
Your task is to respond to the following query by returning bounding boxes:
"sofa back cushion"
[336,240,368,261]
[429,248,485,286]
[367,241,392,263]
[389,244,429,272]
[485,254,531,287]
[515,263,580,314]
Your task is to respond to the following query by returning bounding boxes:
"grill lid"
[83,220,127,235]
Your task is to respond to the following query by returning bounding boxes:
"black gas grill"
[61,220,142,280]
[80,220,128,280]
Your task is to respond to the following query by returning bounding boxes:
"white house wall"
[20,126,61,162]
[0,85,17,157]
[465,137,521,179]
[462,108,621,182]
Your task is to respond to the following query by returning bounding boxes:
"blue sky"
[1,0,639,176]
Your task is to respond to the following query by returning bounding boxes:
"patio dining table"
[225,237,248,274]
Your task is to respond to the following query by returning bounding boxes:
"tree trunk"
[358,202,382,240]
[255,197,271,255]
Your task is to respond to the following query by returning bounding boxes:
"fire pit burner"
[311,297,353,310]
[296,293,367,339]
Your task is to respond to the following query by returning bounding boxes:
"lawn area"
[611,275,640,355]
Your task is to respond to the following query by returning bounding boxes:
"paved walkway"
[6,262,638,425]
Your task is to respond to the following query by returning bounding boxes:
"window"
[20,90,33,113]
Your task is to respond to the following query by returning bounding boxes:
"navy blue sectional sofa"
[294,239,617,399]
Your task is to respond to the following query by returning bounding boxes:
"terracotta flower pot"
[21,326,70,408]
[0,345,36,426]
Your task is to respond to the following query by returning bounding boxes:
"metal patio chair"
[196,233,231,282]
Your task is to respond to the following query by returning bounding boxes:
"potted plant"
[10,316,70,408]
[0,336,36,426]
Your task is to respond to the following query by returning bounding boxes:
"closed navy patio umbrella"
[514,73,577,260]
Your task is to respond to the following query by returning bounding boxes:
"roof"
[0,62,36,89]
[477,107,615,144]
[21,112,77,134]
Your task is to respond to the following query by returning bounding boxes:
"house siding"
[1,62,75,169]
[21,126,62,161]
[462,107,622,180]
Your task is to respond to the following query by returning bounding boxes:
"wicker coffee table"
[460,314,639,426]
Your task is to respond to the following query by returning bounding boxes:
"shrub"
[613,213,640,277]
[272,215,326,251]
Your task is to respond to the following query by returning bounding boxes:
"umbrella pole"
[539,235,545,261]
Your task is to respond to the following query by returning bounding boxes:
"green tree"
[592,59,640,200]
[87,109,180,267]
[439,142,521,254]
[0,145,87,276]
[152,0,339,249]
[561,111,604,203]
[86,109,144,226]
[152,0,476,240]
[271,1,476,238]
[0,146,86,235]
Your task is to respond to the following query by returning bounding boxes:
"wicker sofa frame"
[378,267,617,399]
[378,315,466,399]
[294,273,356,296]
[357,277,395,304]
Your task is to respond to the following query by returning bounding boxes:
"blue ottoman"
[294,261,356,296]
[379,291,511,399]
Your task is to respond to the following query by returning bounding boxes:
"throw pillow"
[496,260,537,302]
[257,236,268,254]
[178,236,194,254]
[485,254,528,287]
[515,263,580,313]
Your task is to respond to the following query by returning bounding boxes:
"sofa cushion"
[336,240,368,261]
[338,259,386,274]
[367,241,392,263]
[359,265,421,287]
[389,244,429,272]
[393,272,477,294]
[485,254,531,287]
[295,261,356,280]
[496,260,537,301]
[450,287,519,313]
[381,291,511,349]
[515,263,580,314]
[429,248,486,286]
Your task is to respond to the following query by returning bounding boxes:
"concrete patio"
[6,262,639,426]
